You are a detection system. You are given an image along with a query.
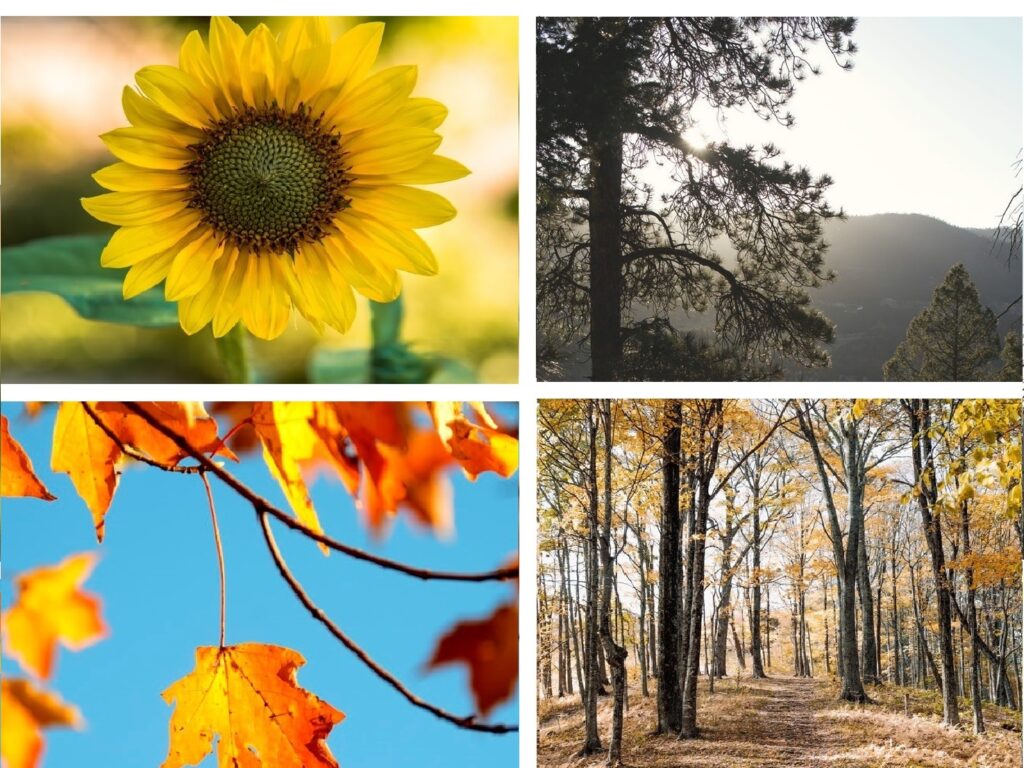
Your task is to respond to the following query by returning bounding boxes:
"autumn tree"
[883,264,1001,381]
[537,17,856,380]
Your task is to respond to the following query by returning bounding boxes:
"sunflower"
[81,17,467,340]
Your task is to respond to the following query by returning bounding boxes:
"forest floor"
[538,675,1022,767]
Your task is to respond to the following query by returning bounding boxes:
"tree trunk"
[750,505,766,678]
[858,537,879,684]
[680,401,724,739]
[656,400,683,734]
[906,399,960,727]
[960,491,984,733]
[580,402,603,754]
[585,58,625,381]
[598,401,627,765]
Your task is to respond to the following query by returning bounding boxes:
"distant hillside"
[784,214,1021,380]
[549,213,1021,381]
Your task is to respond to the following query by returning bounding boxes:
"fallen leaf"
[1,415,56,501]
[161,643,344,768]
[1,552,107,680]
[0,678,81,768]
[427,601,519,716]
[50,402,121,541]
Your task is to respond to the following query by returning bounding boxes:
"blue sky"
[1,402,519,768]
[654,17,1023,229]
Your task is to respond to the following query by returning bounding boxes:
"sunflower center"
[186,106,348,254]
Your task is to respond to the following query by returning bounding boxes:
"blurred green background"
[1,16,519,383]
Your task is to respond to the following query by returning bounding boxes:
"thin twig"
[200,471,228,648]
[81,402,201,474]
[121,403,518,584]
[258,511,517,734]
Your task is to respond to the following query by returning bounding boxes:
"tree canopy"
[537,17,857,381]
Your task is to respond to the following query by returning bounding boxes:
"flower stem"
[214,325,251,383]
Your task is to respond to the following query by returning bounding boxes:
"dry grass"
[538,676,1022,767]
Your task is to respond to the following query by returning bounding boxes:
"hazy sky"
[675,17,1023,229]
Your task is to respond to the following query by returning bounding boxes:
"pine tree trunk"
[585,71,624,381]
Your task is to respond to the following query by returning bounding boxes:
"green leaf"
[1,234,178,327]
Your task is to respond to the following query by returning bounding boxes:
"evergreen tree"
[537,17,857,380]
[883,264,1000,381]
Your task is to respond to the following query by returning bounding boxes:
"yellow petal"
[389,98,448,130]
[345,128,442,176]
[292,245,356,333]
[327,23,385,93]
[122,86,204,138]
[346,186,456,229]
[179,245,239,335]
[82,191,189,226]
[100,128,195,170]
[239,24,279,108]
[208,16,247,110]
[335,212,438,276]
[317,238,401,304]
[241,256,291,340]
[353,155,471,186]
[98,211,201,268]
[327,65,418,134]
[122,249,177,299]
[135,65,216,129]
[179,30,217,89]
[209,250,245,337]
[92,163,190,193]
[164,232,221,301]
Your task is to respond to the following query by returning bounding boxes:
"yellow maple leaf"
[161,643,344,768]
[1,552,108,680]
[0,678,81,768]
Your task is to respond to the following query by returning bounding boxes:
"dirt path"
[538,676,1022,768]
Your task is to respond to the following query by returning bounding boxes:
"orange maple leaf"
[1,415,55,501]
[51,402,235,541]
[0,678,81,768]
[161,643,344,768]
[428,403,519,480]
[427,601,519,716]
[1,553,108,680]
[374,430,454,534]
[93,402,236,467]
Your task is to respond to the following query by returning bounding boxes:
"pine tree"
[537,17,857,381]
[883,263,1000,381]
[1000,329,1021,382]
